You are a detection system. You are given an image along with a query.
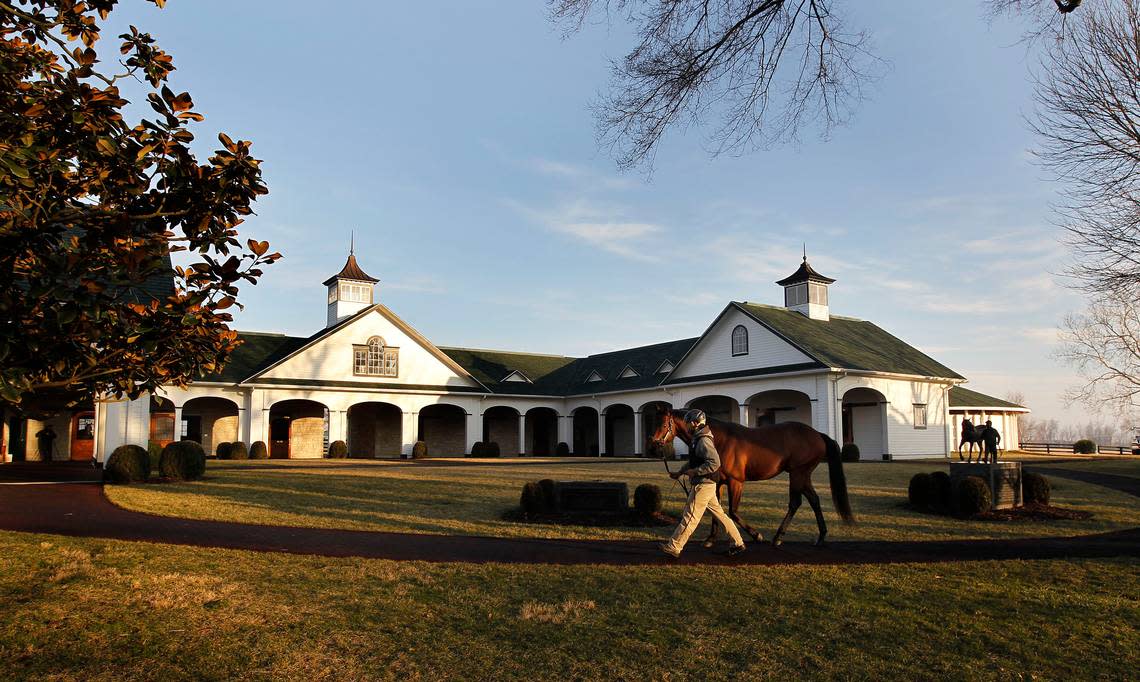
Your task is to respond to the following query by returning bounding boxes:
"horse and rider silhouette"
[959,418,1001,463]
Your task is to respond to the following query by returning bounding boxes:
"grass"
[105,457,1140,543]
[1,530,1136,680]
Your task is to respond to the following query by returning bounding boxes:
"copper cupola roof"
[322,253,379,286]
[775,256,836,286]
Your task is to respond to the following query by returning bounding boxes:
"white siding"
[671,309,812,379]
[259,309,479,389]
[839,377,951,459]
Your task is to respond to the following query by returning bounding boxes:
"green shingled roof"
[198,331,308,383]
[439,337,698,396]
[736,303,964,380]
[437,347,576,396]
[949,387,1027,410]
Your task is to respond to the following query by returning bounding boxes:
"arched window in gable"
[353,336,399,377]
[731,325,749,356]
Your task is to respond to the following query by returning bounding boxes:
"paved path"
[0,467,1137,566]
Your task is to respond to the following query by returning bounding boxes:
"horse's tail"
[822,434,855,524]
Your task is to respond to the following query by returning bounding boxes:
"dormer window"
[502,370,532,383]
[586,370,604,382]
[618,366,639,379]
[731,325,749,356]
[656,360,675,374]
[353,336,399,377]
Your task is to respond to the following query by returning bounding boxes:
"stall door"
[71,412,96,460]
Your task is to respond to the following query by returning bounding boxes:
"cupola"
[323,245,378,328]
[776,251,834,321]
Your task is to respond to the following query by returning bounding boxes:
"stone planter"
[950,462,1022,510]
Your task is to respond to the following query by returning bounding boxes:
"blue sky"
[106,1,1094,423]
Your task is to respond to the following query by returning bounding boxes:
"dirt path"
[0,466,1136,566]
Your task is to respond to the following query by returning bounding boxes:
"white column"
[236,408,247,445]
[401,411,418,457]
[557,414,570,448]
[173,406,184,441]
[633,411,643,455]
[518,414,526,456]
[465,411,481,454]
[597,412,606,456]
[738,403,749,427]
[329,409,347,444]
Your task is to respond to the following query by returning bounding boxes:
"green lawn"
[1,531,1136,680]
[105,458,1140,543]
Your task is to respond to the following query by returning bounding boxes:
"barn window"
[731,325,749,356]
[353,336,398,377]
[913,404,928,429]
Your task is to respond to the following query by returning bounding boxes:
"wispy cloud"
[504,198,665,262]
[529,157,638,191]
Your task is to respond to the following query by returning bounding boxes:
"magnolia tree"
[0,0,279,408]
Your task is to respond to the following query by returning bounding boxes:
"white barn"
[2,251,1028,463]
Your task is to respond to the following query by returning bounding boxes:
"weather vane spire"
[803,243,807,262]
[350,230,354,256]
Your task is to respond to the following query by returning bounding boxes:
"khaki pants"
[663,481,744,554]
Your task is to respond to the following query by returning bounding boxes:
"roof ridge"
[583,336,699,358]
[438,346,575,359]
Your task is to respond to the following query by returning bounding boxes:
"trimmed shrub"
[538,479,557,511]
[229,441,249,461]
[468,441,486,458]
[484,441,501,458]
[555,441,570,457]
[147,441,163,470]
[327,440,349,459]
[215,442,233,459]
[633,483,662,516]
[520,481,546,515]
[159,440,206,481]
[841,443,861,462]
[908,473,935,509]
[104,444,150,483]
[249,441,269,460]
[1073,439,1097,454]
[929,470,952,512]
[412,440,428,459]
[1023,472,1051,505]
[956,476,992,516]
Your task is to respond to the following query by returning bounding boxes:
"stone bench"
[554,481,629,514]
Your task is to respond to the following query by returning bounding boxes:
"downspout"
[941,384,950,459]
[831,371,847,443]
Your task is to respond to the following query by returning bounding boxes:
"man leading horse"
[659,409,747,559]
[651,407,855,555]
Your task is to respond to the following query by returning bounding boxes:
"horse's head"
[961,419,974,434]
[649,408,692,456]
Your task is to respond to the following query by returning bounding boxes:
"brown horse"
[650,409,854,546]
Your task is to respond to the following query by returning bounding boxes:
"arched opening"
[842,387,888,460]
[150,396,177,449]
[639,400,679,457]
[181,396,240,456]
[747,389,812,427]
[686,395,738,424]
[482,405,520,456]
[525,407,558,456]
[572,406,599,456]
[418,404,466,457]
[604,404,636,456]
[347,401,402,458]
[268,399,329,459]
